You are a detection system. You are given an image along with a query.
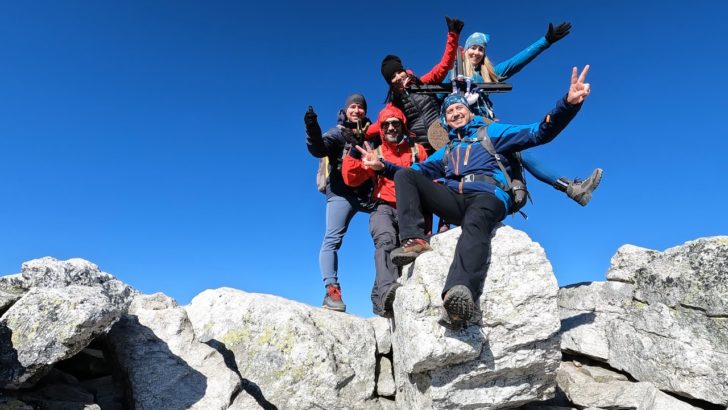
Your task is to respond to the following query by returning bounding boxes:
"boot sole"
[322,303,346,312]
[443,285,474,326]
[391,252,418,267]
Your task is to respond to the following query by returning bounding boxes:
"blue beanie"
[440,94,470,128]
[464,32,491,50]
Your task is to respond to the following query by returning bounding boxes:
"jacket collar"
[448,116,486,141]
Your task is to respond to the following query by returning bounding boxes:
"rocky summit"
[1,233,726,409]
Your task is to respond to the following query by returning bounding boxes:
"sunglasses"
[382,120,402,129]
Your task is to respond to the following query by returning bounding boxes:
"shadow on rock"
[0,322,24,388]
[560,312,596,333]
[205,339,278,410]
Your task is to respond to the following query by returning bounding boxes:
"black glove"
[340,127,363,145]
[445,16,464,35]
[545,22,571,44]
[304,106,319,128]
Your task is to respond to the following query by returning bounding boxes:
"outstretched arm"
[304,106,327,157]
[489,65,591,153]
[493,22,571,81]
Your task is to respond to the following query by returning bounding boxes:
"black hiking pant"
[394,168,505,301]
[369,203,400,315]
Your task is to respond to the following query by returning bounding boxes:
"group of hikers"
[305,17,599,328]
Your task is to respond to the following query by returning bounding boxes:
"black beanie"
[381,54,405,84]
[344,93,367,112]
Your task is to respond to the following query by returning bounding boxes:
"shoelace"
[327,286,342,301]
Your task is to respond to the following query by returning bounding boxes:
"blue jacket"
[382,95,581,216]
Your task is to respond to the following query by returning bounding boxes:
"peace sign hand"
[355,142,384,171]
[567,65,591,105]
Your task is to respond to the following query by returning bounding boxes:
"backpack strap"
[476,126,513,190]
[410,143,420,164]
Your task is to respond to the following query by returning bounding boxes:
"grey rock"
[15,257,136,307]
[1,285,128,389]
[107,293,241,410]
[557,361,700,410]
[377,356,395,397]
[392,225,562,409]
[368,316,392,355]
[559,236,728,406]
[186,288,377,410]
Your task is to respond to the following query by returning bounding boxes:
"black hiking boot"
[554,168,603,206]
[440,285,475,330]
[380,283,401,318]
[322,284,346,312]
[391,238,432,267]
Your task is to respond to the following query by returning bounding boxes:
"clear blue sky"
[1,1,726,317]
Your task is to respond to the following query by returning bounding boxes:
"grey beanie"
[344,93,367,112]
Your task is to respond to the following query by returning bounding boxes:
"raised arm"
[489,65,590,153]
[493,22,571,81]
[420,17,463,84]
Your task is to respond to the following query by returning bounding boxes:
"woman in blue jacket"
[450,23,602,206]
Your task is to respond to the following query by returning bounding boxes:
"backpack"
[316,123,369,195]
[442,125,530,217]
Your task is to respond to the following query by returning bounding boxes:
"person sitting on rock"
[341,105,428,318]
[357,66,592,328]
[305,94,374,313]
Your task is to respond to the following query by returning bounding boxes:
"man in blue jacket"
[359,66,591,328]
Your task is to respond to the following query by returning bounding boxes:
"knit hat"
[440,94,471,128]
[464,32,491,50]
[381,55,405,84]
[344,93,367,112]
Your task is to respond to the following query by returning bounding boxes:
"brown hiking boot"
[390,238,432,267]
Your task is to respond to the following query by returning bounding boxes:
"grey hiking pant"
[369,203,400,315]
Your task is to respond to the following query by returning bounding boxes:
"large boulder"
[391,225,561,409]
[185,288,379,410]
[0,285,129,388]
[107,293,242,410]
[559,237,728,406]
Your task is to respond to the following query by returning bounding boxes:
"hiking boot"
[441,285,475,329]
[391,238,432,267]
[322,284,346,312]
[562,168,603,206]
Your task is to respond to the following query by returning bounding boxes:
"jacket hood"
[377,104,409,138]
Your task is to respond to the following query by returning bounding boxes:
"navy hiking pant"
[394,168,505,301]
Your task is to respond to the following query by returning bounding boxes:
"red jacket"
[343,106,428,206]
[367,31,459,139]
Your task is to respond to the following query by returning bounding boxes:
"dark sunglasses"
[382,120,402,128]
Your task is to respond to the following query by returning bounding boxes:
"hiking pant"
[395,168,505,301]
[320,195,358,286]
[521,150,560,186]
[369,203,400,315]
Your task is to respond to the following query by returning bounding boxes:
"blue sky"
[1,1,726,317]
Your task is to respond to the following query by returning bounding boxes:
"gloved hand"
[341,127,363,145]
[304,106,318,128]
[545,22,571,44]
[445,16,464,34]
[465,91,479,106]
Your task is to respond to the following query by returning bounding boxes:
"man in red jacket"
[342,105,428,318]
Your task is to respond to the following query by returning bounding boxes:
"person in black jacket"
[305,93,373,312]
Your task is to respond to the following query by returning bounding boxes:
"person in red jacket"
[367,16,464,152]
[342,105,428,318]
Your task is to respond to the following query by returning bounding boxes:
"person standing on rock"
[357,66,592,327]
[341,105,428,318]
[305,94,374,312]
